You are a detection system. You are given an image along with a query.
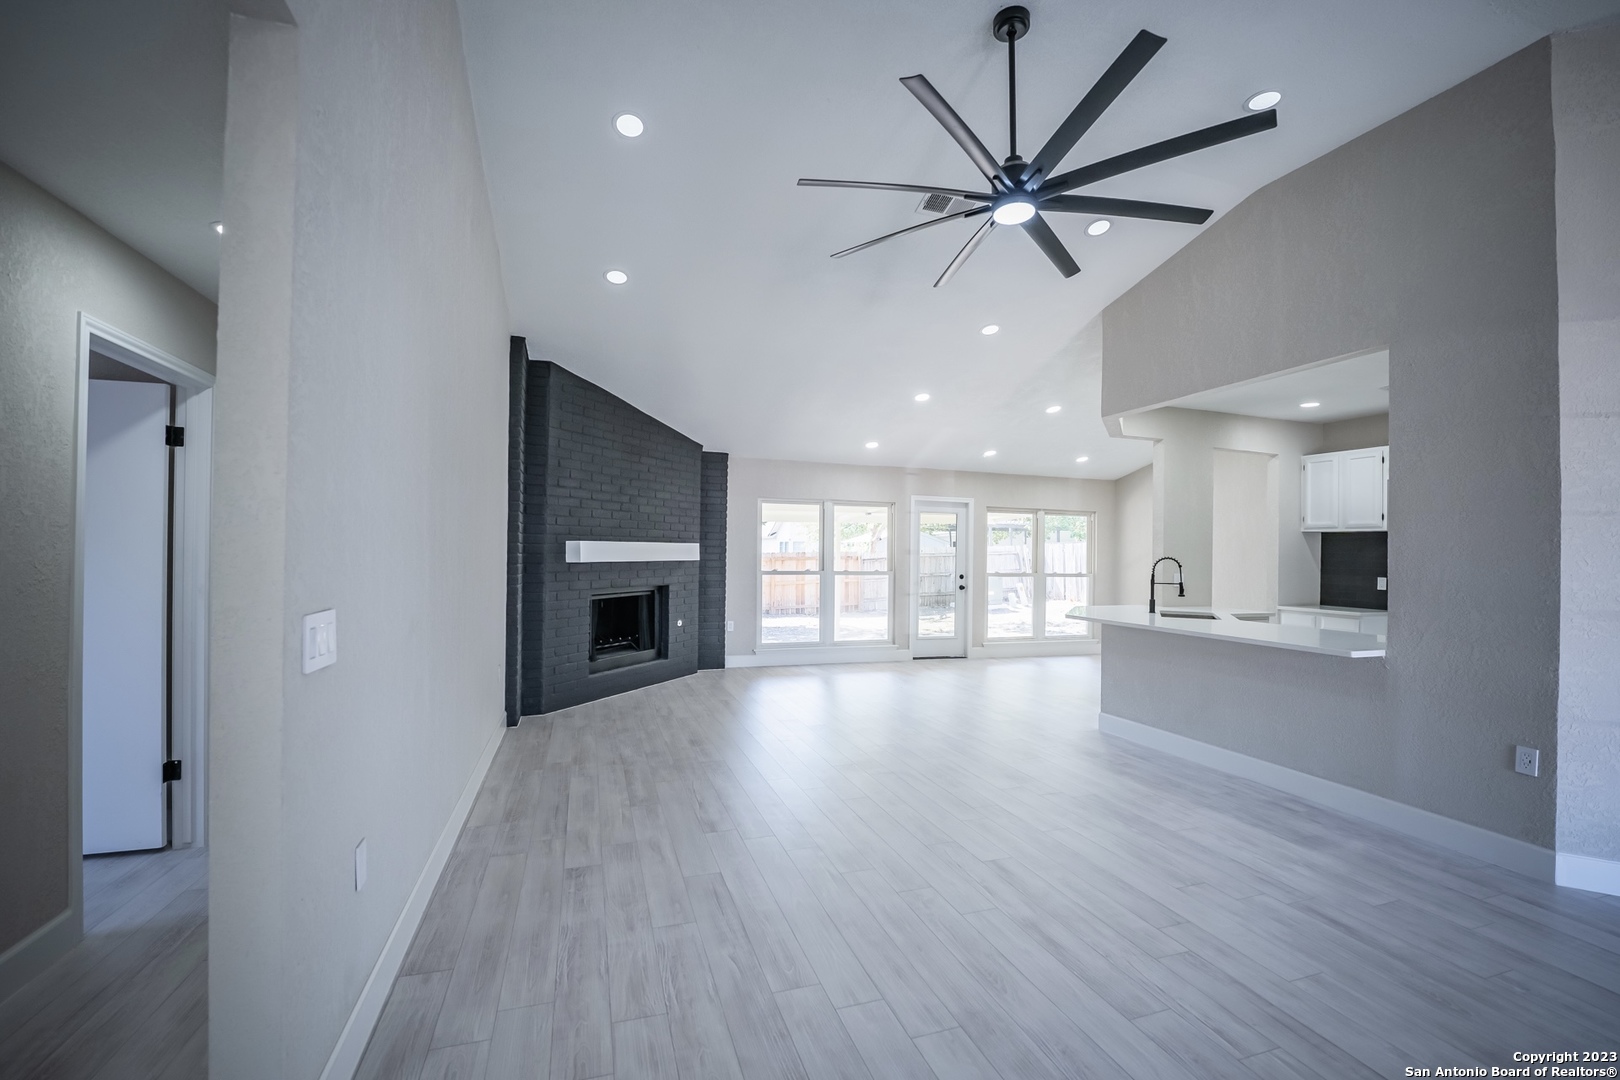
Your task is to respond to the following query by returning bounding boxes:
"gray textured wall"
[1553,24,1620,863]
[1111,464,1154,609]
[0,161,215,972]
[209,1,510,1072]
[1101,42,1561,847]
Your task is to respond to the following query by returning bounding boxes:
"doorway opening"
[74,315,214,870]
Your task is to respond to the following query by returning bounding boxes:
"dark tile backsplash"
[1320,531,1388,610]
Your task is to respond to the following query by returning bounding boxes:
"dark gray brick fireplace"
[505,341,726,719]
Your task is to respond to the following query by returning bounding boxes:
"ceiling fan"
[799,6,1278,286]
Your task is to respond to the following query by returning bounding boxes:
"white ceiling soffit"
[0,0,228,300]
[1166,350,1390,424]
[458,0,1617,480]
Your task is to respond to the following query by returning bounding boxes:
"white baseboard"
[969,641,1100,659]
[1556,852,1620,897]
[0,908,79,1008]
[726,646,912,668]
[1098,712,1556,881]
[319,721,507,1080]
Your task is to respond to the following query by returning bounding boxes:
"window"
[986,509,1093,639]
[761,501,892,645]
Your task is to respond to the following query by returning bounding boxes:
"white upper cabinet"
[1302,456,1342,529]
[1301,446,1388,532]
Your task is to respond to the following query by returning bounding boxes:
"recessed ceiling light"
[982,449,997,457]
[990,198,1036,226]
[864,441,879,449]
[614,113,644,137]
[1300,401,1321,408]
[211,221,224,234]
[1045,405,1062,414]
[1086,219,1110,236]
[1076,456,1090,463]
[980,324,1000,336]
[604,269,629,284]
[914,393,931,402]
[1246,90,1282,112]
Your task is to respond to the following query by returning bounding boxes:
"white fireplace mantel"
[565,540,700,563]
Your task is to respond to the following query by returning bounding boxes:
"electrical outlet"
[726,620,735,632]
[1514,746,1540,777]
[355,838,368,891]
[1376,576,1387,591]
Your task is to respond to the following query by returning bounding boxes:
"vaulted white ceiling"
[458,0,1619,478]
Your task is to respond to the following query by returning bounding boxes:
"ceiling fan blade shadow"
[1039,194,1211,224]
[935,216,996,287]
[1024,29,1166,188]
[1022,213,1081,278]
[831,206,989,258]
[797,179,994,201]
[900,75,1013,191]
[1038,109,1277,196]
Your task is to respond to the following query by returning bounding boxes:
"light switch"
[1376,577,1387,591]
[726,620,735,632]
[302,608,337,674]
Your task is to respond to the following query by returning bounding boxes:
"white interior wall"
[725,457,1119,658]
[209,1,510,1072]
[1115,408,1323,608]
[1211,448,1279,611]
[1110,464,1154,608]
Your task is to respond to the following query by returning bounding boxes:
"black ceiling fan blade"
[1021,213,1081,278]
[831,205,990,258]
[797,178,994,202]
[1038,109,1277,196]
[900,75,1014,191]
[934,216,996,287]
[1039,194,1212,224]
[1023,30,1166,188]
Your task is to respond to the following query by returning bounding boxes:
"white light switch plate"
[355,838,367,891]
[726,620,735,632]
[302,608,337,674]
[1377,577,1388,591]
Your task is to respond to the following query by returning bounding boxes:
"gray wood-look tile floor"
[357,658,1620,1079]
[0,845,207,1080]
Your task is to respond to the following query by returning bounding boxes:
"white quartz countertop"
[1276,604,1386,616]
[1077,606,1386,658]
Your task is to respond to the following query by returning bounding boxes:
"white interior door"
[913,499,970,658]
[83,380,169,854]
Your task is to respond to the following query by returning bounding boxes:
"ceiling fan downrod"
[993,6,1030,178]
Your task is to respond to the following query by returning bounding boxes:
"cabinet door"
[1341,448,1386,529]
[1279,611,1317,628]
[1320,615,1361,633]
[1301,455,1340,530]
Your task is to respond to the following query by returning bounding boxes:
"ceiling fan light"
[1245,90,1282,112]
[991,199,1037,226]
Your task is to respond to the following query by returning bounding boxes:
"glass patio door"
[912,499,970,658]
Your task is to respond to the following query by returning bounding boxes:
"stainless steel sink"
[1159,611,1218,620]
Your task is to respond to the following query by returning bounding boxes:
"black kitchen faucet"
[1149,557,1185,614]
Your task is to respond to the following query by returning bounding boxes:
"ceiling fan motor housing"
[993,6,1030,43]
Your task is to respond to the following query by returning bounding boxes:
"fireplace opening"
[589,588,665,674]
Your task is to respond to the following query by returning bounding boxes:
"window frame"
[758,499,895,648]
[984,507,1096,642]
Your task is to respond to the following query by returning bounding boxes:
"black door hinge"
[162,760,183,783]
[165,425,185,447]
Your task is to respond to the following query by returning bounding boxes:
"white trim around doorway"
[73,313,216,878]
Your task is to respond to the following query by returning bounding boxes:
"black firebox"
[589,588,666,674]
